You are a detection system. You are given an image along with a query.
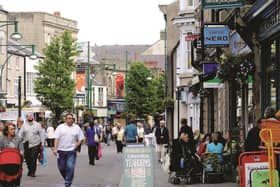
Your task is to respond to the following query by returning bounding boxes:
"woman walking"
[85,121,101,165]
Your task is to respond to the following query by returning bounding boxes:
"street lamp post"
[18,76,21,117]
[0,21,22,40]
[125,50,128,113]
[86,41,92,110]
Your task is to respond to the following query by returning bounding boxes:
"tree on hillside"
[34,31,79,125]
[126,62,165,118]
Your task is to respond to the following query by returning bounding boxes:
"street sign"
[204,25,229,47]
[185,33,200,41]
[122,146,154,187]
[202,0,244,9]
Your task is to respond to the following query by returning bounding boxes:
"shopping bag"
[41,147,47,167]
[98,144,102,158]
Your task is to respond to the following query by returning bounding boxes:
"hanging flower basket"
[163,97,175,109]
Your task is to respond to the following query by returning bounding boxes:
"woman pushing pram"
[0,121,23,187]
[168,132,203,184]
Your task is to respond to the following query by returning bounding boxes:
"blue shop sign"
[204,26,229,47]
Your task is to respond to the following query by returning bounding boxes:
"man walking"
[18,113,45,177]
[124,118,138,144]
[52,113,85,187]
[155,120,169,163]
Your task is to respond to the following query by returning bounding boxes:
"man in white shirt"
[18,113,45,177]
[52,113,85,187]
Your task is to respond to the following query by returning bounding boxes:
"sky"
[1,0,175,45]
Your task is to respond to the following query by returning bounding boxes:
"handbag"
[94,134,100,143]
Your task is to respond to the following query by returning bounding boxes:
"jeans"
[57,150,77,186]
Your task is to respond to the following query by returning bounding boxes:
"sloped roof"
[141,40,164,56]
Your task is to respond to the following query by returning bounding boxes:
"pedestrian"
[115,123,124,153]
[155,120,169,163]
[52,113,85,187]
[205,132,224,163]
[179,118,195,153]
[46,125,55,147]
[0,121,24,187]
[112,123,118,141]
[16,117,24,131]
[245,118,263,152]
[85,121,101,165]
[0,121,23,154]
[137,122,145,143]
[105,124,112,146]
[263,106,277,120]
[124,118,138,143]
[93,119,102,160]
[18,113,45,177]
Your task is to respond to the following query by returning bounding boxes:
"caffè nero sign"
[203,0,244,9]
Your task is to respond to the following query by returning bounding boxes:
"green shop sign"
[203,0,244,9]
[121,146,154,187]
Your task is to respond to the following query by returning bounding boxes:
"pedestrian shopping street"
[19,142,238,187]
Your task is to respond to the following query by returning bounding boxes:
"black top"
[155,127,169,144]
[179,125,195,153]
[245,127,261,152]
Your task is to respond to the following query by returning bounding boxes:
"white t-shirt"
[47,126,55,139]
[54,123,85,151]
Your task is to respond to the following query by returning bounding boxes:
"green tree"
[126,62,165,118]
[34,31,79,125]
[150,73,165,115]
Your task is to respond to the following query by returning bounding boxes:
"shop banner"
[122,146,154,187]
[204,26,229,47]
[203,63,224,88]
[203,0,244,9]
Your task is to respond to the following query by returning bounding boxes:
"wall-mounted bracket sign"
[204,25,229,47]
[202,0,244,9]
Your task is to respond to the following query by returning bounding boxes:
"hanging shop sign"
[185,33,200,41]
[204,25,229,47]
[202,0,244,9]
[203,63,224,88]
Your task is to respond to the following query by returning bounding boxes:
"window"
[14,77,19,96]
[180,0,194,11]
[0,30,5,54]
[26,72,37,96]
[98,87,103,106]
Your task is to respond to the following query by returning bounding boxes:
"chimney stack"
[54,11,61,17]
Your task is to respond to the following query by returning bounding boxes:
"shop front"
[245,1,280,114]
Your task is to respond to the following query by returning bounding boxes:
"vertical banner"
[122,146,154,187]
[76,73,86,96]
[116,73,125,99]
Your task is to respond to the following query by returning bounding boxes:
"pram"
[168,139,203,184]
[202,152,224,184]
[0,148,22,187]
